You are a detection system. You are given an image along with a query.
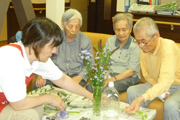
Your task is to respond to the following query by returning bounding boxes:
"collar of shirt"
[63,30,79,45]
[18,42,40,77]
[115,35,133,49]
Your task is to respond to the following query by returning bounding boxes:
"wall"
[70,0,88,31]
[0,17,7,46]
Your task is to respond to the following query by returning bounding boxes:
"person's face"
[38,38,57,62]
[114,20,131,43]
[134,31,158,53]
[64,18,81,40]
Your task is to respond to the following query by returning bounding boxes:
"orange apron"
[0,44,34,113]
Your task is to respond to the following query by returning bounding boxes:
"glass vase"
[92,85,103,116]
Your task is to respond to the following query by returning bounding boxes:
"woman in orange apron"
[0,17,93,120]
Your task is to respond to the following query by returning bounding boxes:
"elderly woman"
[0,17,93,120]
[32,8,94,90]
[103,13,141,93]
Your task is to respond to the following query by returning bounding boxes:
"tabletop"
[27,85,156,120]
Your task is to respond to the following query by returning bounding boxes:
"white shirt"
[0,42,63,102]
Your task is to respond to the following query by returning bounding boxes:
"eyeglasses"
[136,34,155,46]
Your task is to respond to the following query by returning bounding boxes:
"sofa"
[83,32,180,120]
[27,32,180,120]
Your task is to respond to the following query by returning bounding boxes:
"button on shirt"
[52,31,94,82]
[105,35,140,78]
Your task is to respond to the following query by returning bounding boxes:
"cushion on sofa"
[83,32,112,55]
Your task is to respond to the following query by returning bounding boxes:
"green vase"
[92,85,103,116]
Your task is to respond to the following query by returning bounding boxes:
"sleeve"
[79,34,94,81]
[34,58,63,81]
[127,43,141,74]
[104,36,114,51]
[104,38,110,50]
[140,51,157,85]
[142,45,176,101]
[0,46,26,102]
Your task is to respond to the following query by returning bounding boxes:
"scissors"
[56,110,69,119]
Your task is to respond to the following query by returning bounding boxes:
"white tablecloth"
[28,85,156,120]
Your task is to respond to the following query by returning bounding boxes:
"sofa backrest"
[83,32,112,55]
[83,32,180,83]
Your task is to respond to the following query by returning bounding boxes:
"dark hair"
[9,17,63,59]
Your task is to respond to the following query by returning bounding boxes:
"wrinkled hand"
[125,96,145,114]
[158,92,170,102]
[36,75,46,88]
[49,95,66,111]
[164,92,170,100]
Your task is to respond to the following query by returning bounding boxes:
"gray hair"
[62,8,82,26]
[133,17,159,37]
[112,13,133,30]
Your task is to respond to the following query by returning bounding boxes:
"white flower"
[81,50,88,54]
[85,56,90,59]
[96,52,99,56]
[80,56,84,59]
[95,57,100,59]
[100,66,103,71]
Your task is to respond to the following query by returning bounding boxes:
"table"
[27,85,156,120]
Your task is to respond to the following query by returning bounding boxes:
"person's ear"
[154,32,160,38]
[61,23,64,29]
[130,28,132,33]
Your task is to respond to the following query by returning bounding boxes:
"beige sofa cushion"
[83,32,112,55]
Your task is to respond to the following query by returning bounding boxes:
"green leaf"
[119,108,150,120]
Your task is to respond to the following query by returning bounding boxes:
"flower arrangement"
[79,45,113,87]
[79,41,113,115]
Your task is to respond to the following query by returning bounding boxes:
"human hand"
[125,96,145,114]
[103,77,116,87]
[158,92,170,102]
[36,75,46,88]
[89,93,93,101]
[49,95,66,111]
[164,92,170,100]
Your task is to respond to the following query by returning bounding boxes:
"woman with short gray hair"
[113,13,133,31]
[62,8,82,27]
[103,13,141,94]
[32,9,94,90]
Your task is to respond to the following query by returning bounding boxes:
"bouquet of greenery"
[79,45,113,87]
[79,42,113,115]
[154,0,178,12]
